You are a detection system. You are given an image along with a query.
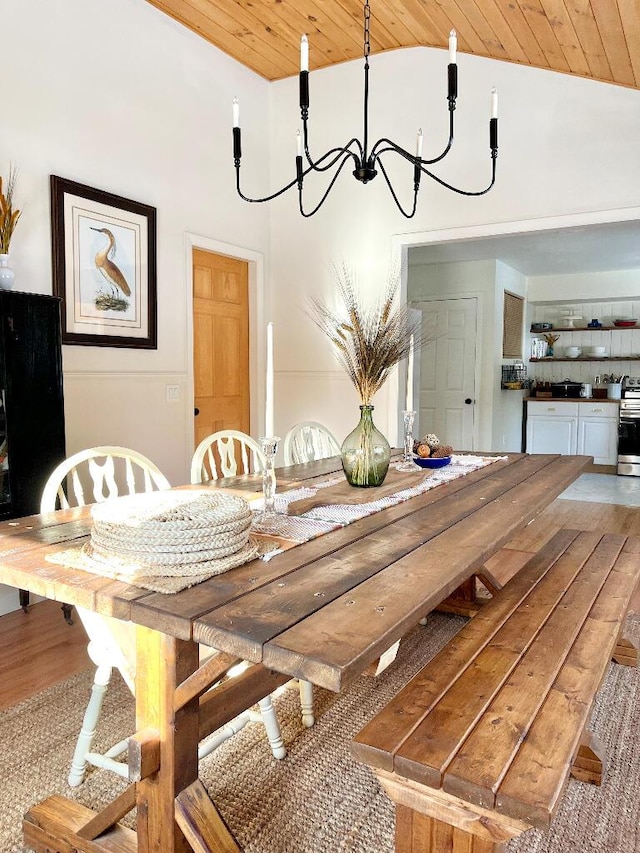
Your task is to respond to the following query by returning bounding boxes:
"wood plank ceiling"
[146,0,640,88]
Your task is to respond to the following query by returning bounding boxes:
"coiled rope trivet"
[46,490,260,594]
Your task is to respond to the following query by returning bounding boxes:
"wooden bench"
[351,529,640,853]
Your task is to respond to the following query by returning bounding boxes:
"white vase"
[0,254,15,290]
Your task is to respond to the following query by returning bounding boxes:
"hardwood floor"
[0,600,90,711]
[0,496,638,711]
[486,497,640,614]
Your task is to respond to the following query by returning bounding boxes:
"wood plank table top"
[1,452,591,853]
[1,453,590,690]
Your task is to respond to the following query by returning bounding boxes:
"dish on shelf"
[614,319,637,327]
[588,346,608,356]
[565,346,582,358]
[414,455,452,469]
[531,322,553,332]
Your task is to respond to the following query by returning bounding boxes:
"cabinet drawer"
[527,401,579,417]
[579,403,618,419]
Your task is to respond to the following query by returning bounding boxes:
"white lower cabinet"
[526,401,618,465]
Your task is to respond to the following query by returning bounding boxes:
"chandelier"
[232,1,498,218]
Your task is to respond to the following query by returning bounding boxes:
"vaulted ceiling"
[145,0,640,87]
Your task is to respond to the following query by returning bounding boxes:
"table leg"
[135,625,200,853]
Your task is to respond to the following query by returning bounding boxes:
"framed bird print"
[50,175,157,348]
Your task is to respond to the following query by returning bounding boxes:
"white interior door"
[415,298,478,451]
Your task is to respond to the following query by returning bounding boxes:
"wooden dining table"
[0,451,590,853]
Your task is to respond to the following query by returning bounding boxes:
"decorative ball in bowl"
[414,455,452,469]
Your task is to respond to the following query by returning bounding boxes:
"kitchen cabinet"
[526,400,618,465]
[577,407,619,465]
[526,401,578,456]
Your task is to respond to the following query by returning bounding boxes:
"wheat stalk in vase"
[0,165,21,254]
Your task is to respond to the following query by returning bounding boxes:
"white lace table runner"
[256,454,506,556]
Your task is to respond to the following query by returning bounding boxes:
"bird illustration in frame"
[90,226,132,312]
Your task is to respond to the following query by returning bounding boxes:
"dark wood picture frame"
[50,175,157,348]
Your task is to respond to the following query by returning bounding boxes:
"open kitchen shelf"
[531,326,638,333]
[530,356,640,362]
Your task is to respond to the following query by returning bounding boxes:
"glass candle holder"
[252,436,285,533]
[396,410,421,471]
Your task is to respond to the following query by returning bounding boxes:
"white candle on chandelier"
[301,34,309,72]
[232,97,240,128]
[415,129,423,159]
[491,87,498,118]
[296,130,302,157]
[265,322,274,437]
[406,335,414,412]
[448,29,457,63]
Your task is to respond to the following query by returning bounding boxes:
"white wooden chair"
[283,421,341,466]
[190,430,265,484]
[41,446,288,786]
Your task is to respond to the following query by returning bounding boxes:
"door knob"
[464,398,473,405]
[194,407,200,416]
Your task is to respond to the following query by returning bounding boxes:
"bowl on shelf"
[588,346,608,356]
[414,455,452,469]
[565,346,582,358]
[614,319,637,327]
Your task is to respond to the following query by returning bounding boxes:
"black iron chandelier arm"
[235,164,303,204]
[301,132,363,173]
[370,112,455,167]
[416,155,498,197]
[376,157,419,219]
[298,153,356,217]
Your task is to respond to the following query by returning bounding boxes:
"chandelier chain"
[364,2,371,59]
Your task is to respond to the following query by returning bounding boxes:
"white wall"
[494,261,527,451]
[3,0,271,486]
[267,46,640,446]
[1,0,272,614]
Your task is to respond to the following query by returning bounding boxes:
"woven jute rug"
[1,612,639,853]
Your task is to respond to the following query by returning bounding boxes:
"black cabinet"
[0,291,66,522]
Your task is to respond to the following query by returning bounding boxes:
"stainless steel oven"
[618,377,640,475]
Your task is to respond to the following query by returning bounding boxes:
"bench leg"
[613,631,638,667]
[375,770,529,853]
[571,728,607,786]
[396,807,507,852]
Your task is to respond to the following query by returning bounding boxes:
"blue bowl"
[414,455,452,469]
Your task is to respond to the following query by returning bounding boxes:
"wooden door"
[193,250,250,447]
[415,298,477,451]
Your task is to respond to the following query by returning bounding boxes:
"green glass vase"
[341,405,391,487]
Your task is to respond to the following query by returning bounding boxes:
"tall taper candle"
[448,30,457,64]
[406,334,414,412]
[266,322,274,437]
